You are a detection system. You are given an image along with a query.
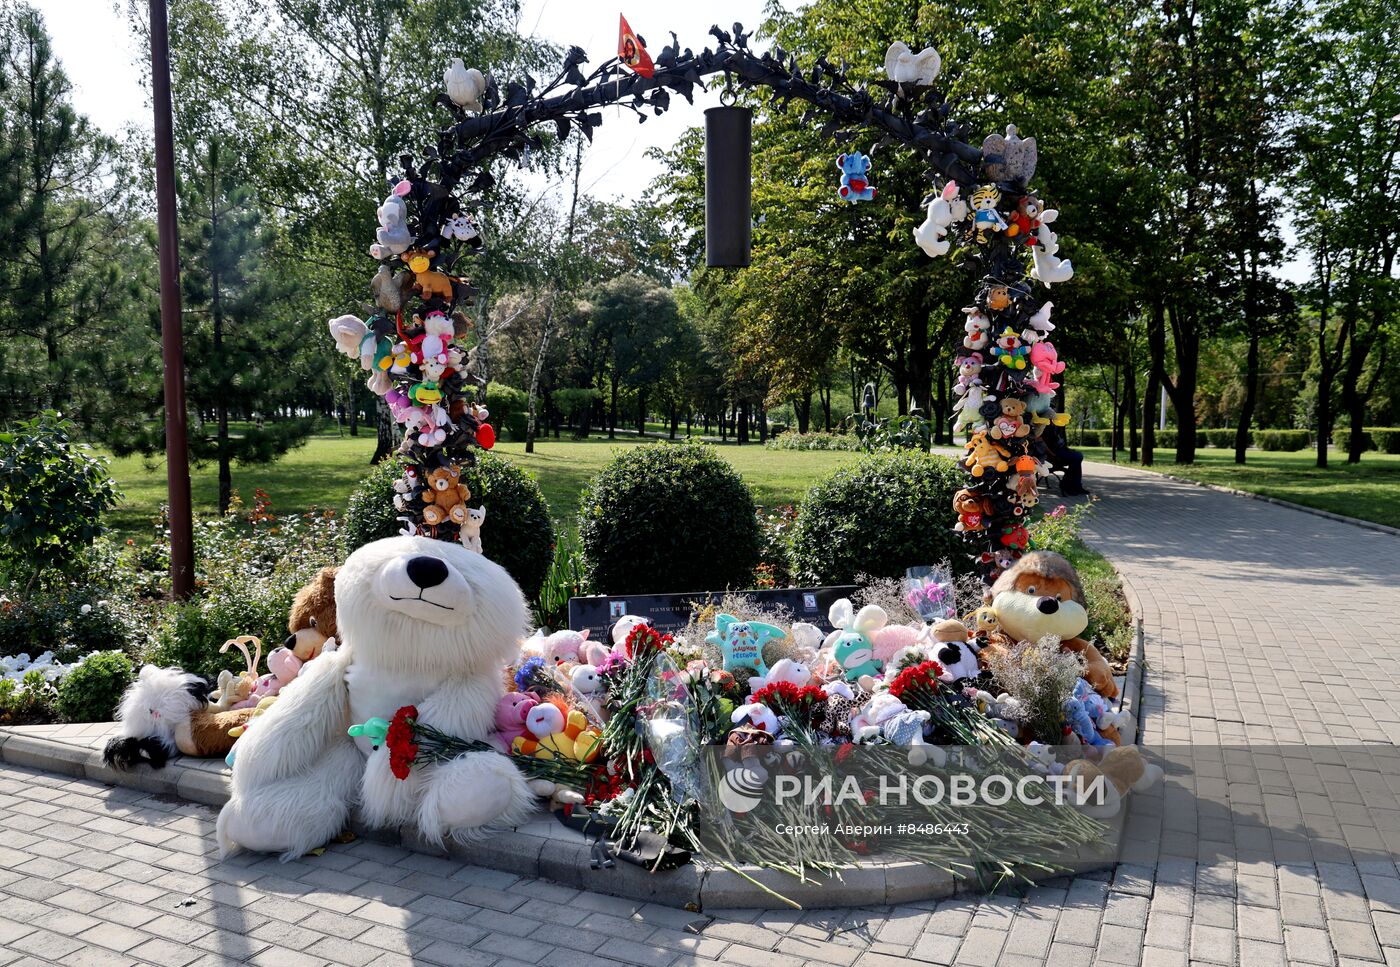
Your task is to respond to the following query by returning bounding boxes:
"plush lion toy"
[981,551,1118,699]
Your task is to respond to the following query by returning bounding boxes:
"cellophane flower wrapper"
[642,653,704,806]
[904,565,958,621]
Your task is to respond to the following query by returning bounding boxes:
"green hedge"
[578,442,761,594]
[55,650,133,723]
[1080,428,1230,450]
[765,431,862,452]
[343,453,554,598]
[1332,427,1400,454]
[790,453,967,584]
[1252,429,1309,451]
[480,384,528,440]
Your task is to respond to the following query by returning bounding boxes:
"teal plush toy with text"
[707,614,785,676]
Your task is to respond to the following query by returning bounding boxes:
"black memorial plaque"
[567,586,859,640]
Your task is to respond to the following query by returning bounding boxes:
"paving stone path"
[3,461,1399,967]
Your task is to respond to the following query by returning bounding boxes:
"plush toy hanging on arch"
[915,122,1076,583]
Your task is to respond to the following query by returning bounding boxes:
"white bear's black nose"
[406,556,449,589]
[1037,595,1059,614]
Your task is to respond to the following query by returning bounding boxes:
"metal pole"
[151,0,194,599]
[1159,384,1168,432]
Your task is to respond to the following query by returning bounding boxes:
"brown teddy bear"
[981,551,1118,700]
[989,398,1030,440]
[1063,746,1162,818]
[285,566,338,660]
[422,465,471,526]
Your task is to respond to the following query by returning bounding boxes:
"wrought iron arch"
[333,23,1073,579]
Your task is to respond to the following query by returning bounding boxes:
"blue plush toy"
[836,152,876,203]
[1064,679,1118,747]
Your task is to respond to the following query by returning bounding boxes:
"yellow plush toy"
[512,699,602,763]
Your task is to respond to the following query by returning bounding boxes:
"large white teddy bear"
[216,535,537,859]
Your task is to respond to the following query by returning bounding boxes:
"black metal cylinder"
[704,106,752,268]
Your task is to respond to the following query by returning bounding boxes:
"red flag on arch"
[618,14,654,77]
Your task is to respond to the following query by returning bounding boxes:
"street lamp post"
[150,0,194,598]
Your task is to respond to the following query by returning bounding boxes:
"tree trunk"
[934,365,949,444]
[608,374,618,439]
[907,301,933,419]
[372,398,396,463]
[525,302,555,455]
[1141,302,1165,466]
[1163,303,1199,465]
[636,387,648,435]
[1125,360,1138,462]
[758,403,768,443]
[797,391,811,434]
[668,403,678,439]
[737,400,749,444]
[1235,329,1260,464]
[347,375,359,436]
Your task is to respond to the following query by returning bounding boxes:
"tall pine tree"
[177,137,315,513]
[0,3,121,410]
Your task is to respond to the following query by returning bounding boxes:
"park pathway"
[1,462,1399,967]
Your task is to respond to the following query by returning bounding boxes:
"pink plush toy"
[580,614,650,666]
[543,628,590,664]
[235,648,302,709]
[1029,341,1064,376]
[492,692,539,752]
[871,624,923,664]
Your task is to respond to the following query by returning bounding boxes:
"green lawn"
[103,430,861,535]
[104,430,1135,656]
[1080,446,1400,528]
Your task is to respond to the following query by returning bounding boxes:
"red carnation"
[386,705,420,780]
[624,624,664,659]
[887,660,946,702]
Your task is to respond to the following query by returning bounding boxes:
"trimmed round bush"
[344,453,554,599]
[56,650,134,723]
[577,442,761,594]
[790,452,967,584]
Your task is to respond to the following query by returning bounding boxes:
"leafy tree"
[1288,0,1400,466]
[153,0,557,461]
